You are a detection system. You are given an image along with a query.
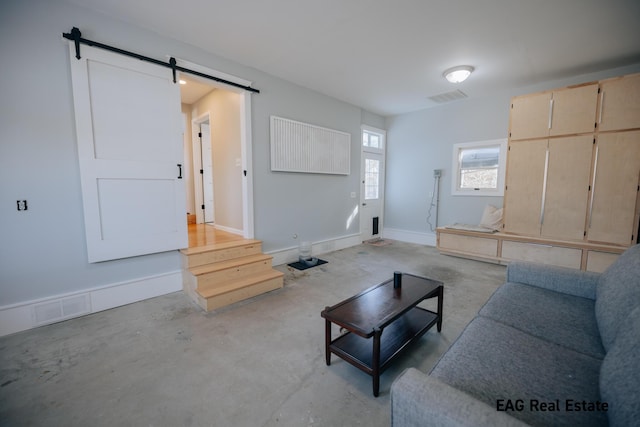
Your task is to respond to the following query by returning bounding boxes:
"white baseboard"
[268,233,362,266]
[212,223,244,236]
[383,228,437,246]
[0,271,182,337]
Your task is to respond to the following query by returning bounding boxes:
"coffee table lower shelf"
[328,307,439,395]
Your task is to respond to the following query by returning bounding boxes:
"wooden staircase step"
[180,238,262,255]
[181,227,283,312]
[189,253,273,276]
[196,270,284,311]
[197,269,284,299]
[188,254,274,289]
[181,239,263,268]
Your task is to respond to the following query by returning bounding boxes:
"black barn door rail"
[62,27,260,93]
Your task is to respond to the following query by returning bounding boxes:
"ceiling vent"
[428,89,468,104]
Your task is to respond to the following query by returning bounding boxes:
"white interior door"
[361,150,385,241]
[200,123,214,223]
[68,44,187,262]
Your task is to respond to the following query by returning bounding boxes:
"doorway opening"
[178,66,255,242]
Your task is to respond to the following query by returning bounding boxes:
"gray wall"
[384,64,640,235]
[251,77,363,252]
[0,0,383,306]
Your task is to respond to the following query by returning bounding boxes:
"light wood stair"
[181,239,283,311]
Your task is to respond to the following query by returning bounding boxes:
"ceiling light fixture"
[443,65,474,83]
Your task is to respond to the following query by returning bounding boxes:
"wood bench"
[436,227,626,272]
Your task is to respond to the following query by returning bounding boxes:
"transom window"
[451,139,507,196]
[363,130,383,149]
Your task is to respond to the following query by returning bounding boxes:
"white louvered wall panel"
[270,116,351,175]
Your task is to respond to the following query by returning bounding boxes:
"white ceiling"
[66,0,640,116]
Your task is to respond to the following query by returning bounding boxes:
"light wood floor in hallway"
[187,223,245,249]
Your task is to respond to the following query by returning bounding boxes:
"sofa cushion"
[479,282,605,358]
[430,316,607,427]
[391,369,529,427]
[600,306,640,427]
[506,261,600,299]
[595,244,640,351]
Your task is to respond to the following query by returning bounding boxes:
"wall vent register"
[270,116,351,175]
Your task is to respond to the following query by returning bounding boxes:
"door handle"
[362,203,367,206]
[177,164,183,179]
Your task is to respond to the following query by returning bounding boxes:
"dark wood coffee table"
[321,273,443,396]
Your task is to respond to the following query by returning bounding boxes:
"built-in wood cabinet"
[509,92,552,140]
[501,240,582,269]
[549,84,599,136]
[598,73,640,132]
[541,136,593,240]
[504,135,593,241]
[504,72,640,251]
[509,83,599,140]
[440,72,640,271]
[436,227,624,272]
[587,130,640,246]
[503,140,547,235]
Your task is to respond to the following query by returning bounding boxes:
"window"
[364,158,380,199]
[451,139,507,196]
[363,129,383,149]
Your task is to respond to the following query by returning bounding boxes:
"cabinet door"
[509,92,552,140]
[549,84,599,136]
[587,130,640,245]
[540,136,593,240]
[598,73,640,132]
[503,140,548,235]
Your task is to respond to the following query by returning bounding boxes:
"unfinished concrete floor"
[0,241,506,426]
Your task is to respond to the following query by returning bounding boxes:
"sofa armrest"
[506,261,600,299]
[391,368,529,427]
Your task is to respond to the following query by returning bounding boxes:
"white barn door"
[68,44,187,262]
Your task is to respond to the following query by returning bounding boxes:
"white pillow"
[479,205,503,231]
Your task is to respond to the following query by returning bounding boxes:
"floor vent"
[33,294,91,326]
[428,90,468,104]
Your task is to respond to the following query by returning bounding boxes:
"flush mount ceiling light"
[443,65,474,83]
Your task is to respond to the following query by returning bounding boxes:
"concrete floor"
[0,241,506,427]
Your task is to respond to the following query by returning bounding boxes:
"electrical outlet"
[433,169,442,178]
[16,200,28,211]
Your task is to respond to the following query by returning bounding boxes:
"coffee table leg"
[372,328,382,397]
[325,318,331,366]
[437,285,444,332]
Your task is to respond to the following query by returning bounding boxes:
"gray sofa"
[391,244,640,427]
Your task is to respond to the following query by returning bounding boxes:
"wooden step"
[180,239,262,268]
[181,226,283,312]
[195,269,284,311]
[189,253,274,289]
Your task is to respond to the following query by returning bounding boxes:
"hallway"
[187,223,245,249]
